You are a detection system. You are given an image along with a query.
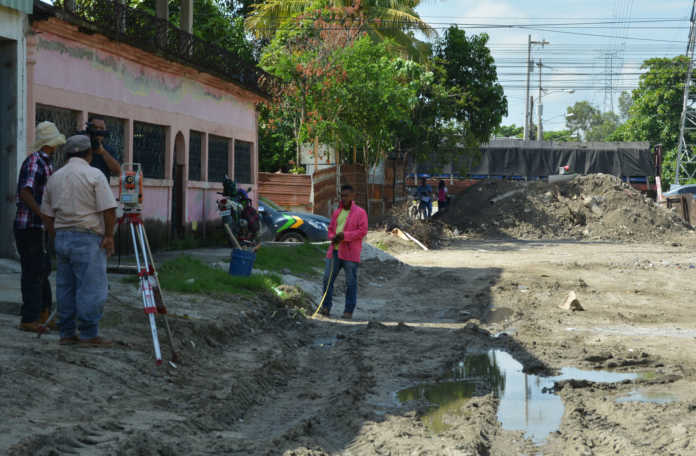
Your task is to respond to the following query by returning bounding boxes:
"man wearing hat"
[14,121,65,332]
[41,135,118,346]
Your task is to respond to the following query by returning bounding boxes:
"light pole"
[524,36,549,140]
[538,89,574,141]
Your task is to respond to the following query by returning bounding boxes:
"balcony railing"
[33,0,268,97]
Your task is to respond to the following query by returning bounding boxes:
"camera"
[77,122,110,151]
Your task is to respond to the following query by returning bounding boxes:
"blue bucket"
[229,249,256,276]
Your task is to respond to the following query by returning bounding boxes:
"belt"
[56,228,102,236]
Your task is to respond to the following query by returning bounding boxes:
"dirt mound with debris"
[381,202,457,249]
[441,174,692,241]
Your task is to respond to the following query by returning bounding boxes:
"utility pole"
[537,58,543,141]
[524,37,549,140]
[524,35,532,140]
[675,0,696,186]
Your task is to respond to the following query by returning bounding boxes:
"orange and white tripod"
[119,163,178,365]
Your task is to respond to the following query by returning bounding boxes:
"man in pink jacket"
[320,184,368,319]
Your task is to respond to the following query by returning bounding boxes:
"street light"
[537,90,576,140]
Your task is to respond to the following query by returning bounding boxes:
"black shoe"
[318,307,330,317]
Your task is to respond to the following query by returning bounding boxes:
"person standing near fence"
[319,185,368,320]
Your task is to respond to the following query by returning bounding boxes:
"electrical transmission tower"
[675,1,696,186]
[603,51,618,113]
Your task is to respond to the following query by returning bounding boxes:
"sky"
[415,0,692,133]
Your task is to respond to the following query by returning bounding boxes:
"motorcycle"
[216,175,260,248]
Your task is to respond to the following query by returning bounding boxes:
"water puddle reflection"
[397,350,637,444]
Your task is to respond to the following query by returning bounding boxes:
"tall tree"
[565,101,601,140]
[586,112,620,142]
[610,56,689,185]
[403,26,506,171]
[493,124,523,138]
[245,0,434,58]
[618,91,633,122]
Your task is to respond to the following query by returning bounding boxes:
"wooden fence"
[260,161,407,217]
[258,172,312,211]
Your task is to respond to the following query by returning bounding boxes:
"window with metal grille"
[189,131,202,181]
[133,121,166,179]
[208,135,229,183]
[234,140,253,184]
[35,104,79,169]
[88,113,125,163]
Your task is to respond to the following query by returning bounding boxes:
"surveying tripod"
[118,163,178,365]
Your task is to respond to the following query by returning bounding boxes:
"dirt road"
[3,237,696,455]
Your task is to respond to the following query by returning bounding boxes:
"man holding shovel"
[319,185,368,320]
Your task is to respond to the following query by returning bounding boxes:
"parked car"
[663,184,696,198]
[258,197,330,242]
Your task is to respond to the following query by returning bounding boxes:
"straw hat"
[32,121,66,151]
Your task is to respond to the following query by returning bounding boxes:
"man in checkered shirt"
[14,121,66,332]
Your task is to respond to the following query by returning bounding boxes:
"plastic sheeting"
[469,141,654,177]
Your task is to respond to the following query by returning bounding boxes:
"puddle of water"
[616,390,676,404]
[397,350,637,444]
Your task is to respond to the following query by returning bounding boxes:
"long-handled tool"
[311,249,336,318]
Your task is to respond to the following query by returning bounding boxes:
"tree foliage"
[494,124,523,138]
[135,0,256,63]
[245,0,434,58]
[609,56,689,184]
[399,27,507,172]
[258,6,423,171]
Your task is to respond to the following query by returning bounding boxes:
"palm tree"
[245,0,435,58]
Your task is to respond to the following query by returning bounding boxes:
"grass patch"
[255,242,326,276]
[153,255,280,296]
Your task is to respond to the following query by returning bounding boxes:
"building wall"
[27,18,261,229]
[0,5,27,258]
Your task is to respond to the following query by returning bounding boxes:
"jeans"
[55,231,108,339]
[322,250,359,314]
[14,228,52,323]
[419,200,432,218]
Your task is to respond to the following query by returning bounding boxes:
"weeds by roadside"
[255,242,325,276]
[123,256,281,296]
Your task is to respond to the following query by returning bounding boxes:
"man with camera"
[41,135,118,346]
[82,117,121,179]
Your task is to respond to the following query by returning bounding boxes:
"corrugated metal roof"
[0,0,32,14]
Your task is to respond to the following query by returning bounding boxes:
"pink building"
[26,2,265,237]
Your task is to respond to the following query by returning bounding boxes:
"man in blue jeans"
[320,185,368,319]
[41,135,118,346]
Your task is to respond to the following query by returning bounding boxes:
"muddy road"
[3,237,696,455]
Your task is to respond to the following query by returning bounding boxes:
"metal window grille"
[189,131,202,181]
[234,140,253,184]
[133,121,166,179]
[88,113,125,162]
[208,135,229,183]
[35,104,79,169]
[34,0,268,97]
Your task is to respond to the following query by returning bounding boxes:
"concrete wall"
[27,17,260,230]
[0,6,27,258]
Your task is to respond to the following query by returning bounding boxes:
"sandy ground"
[3,235,696,455]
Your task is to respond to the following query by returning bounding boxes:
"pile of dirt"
[441,174,692,241]
[381,201,454,248]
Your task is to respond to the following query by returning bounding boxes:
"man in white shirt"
[41,135,118,346]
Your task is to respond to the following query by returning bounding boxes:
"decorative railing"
[34,0,268,96]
